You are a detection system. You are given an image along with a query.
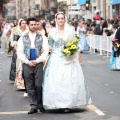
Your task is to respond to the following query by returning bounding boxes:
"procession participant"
[17,17,49,114]
[43,12,92,112]
[9,19,28,82]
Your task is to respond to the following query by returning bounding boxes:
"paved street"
[0,45,120,120]
[0,0,120,119]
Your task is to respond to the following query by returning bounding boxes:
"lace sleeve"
[48,35,54,48]
[48,28,55,49]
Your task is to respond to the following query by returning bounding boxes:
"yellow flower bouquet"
[112,38,120,51]
[62,34,80,56]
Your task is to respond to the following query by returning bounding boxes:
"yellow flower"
[71,41,74,45]
[75,38,79,42]
[75,34,79,38]
[70,45,77,50]
[67,41,74,46]
[67,42,71,47]
[63,49,70,54]
[117,44,120,47]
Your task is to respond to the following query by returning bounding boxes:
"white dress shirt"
[17,31,49,64]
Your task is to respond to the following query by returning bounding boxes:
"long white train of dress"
[43,52,92,109]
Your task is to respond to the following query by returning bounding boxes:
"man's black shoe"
[28,109,38,114]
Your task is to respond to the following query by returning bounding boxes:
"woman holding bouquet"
[109,25,120,69]
[43,12,92,111]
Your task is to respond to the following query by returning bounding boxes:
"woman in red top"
[93,12,100,20]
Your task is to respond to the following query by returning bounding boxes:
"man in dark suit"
[93,20,103,52]
[94,20,103,35]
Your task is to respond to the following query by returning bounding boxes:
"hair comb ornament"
[55,11,65,18]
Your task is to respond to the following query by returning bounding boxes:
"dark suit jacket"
[114,27,120,57]
[115,27,120,43]
[94,25,102,35]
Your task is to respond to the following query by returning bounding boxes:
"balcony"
[57,0,67,4]
[35,10,40,16]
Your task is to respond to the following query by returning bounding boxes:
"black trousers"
[23,62,43,109]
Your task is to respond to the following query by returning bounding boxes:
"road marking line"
[87,105,105,116]
[110,91,114,94]
[0,111,28,114]
[94,110,105,115]
[0,106,105,115]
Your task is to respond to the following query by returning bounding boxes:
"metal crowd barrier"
[86,34,112,57]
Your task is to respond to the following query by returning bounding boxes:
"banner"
[78,0,86,5]
[110,0,120,5]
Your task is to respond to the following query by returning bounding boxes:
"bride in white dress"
[43,12,92,111]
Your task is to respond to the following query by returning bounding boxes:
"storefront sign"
[78,0,86,5]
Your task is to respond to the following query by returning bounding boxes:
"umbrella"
[94,10,101,14]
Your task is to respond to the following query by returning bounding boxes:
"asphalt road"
[0,46,120,120]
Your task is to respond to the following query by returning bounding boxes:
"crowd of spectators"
[67,17,120,37]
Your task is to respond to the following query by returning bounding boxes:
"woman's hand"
[78,52,82,62]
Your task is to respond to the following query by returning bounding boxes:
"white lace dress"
[43,28,92,109]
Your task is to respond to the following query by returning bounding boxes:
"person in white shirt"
[17,17,49,114]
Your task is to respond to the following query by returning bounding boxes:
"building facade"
[92,0,110,19]
[92,0,120,19]
[7,0,16,19]
[2,0,16,20]
[2,0,120,20]
[110,0,120,19]
[57,0,78,18]
[0,0,3,19]
[57,0,92,20]
[1,0,9,19]
[15,0,58,20]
